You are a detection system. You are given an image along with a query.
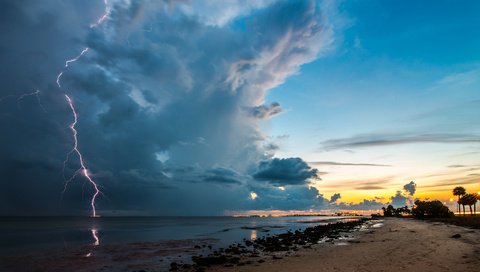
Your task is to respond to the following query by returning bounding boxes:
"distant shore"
[209,217,480,272]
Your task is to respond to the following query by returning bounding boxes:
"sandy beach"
[213,218,480,272]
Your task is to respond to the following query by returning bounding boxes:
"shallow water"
[0,216,358,256]
[1,216,367,271]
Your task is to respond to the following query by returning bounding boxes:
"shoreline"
[209,217,480,272]
[2,217,480,271]
[173,218,371,271]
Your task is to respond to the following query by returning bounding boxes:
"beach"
[214,218,480,272]
[2,217,480,271]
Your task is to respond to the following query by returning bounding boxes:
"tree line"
[382,200,453,218]
[380,186,479,218]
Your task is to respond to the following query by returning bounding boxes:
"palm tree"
[458,195,467,215]
[453,186,466,214]
[473,193,479,215]
[459,194,477,215]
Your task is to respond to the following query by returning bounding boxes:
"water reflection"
[85,228,100,257]
[92,229,100,246]
[250,229,257,240]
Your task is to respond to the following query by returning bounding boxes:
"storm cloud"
[200,167,245,185]
[0,0,338,215]
[253,157,320,186]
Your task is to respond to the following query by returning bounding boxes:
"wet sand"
[215,218,480,272]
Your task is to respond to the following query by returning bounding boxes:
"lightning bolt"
[64,95,102,217]
[57,0,110,217]
[17,90,46,112]
[90,0,111,28]
[92,228,100,246]
[56,0,110,88]
[56,48,90,88]
[1,89,46,113]
[65,48,89,68]
[1,0,111,217]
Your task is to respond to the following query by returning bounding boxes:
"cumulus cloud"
[247,102,283,119]
[329,193,341,203]
[403,181,416,196]
[0,0,338,215]
[390,191,409,207]
[253,157,320,186]
[248,185,328,210]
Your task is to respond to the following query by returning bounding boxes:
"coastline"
[210,217,480,272]
[2,217,480,271]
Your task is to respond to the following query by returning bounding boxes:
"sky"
[0,0,478,216]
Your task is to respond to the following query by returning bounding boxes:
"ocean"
[0,216,363,271]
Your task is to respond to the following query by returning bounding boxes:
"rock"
[170,262,179,271]
[451,234,461,238]
[188,219,369,270]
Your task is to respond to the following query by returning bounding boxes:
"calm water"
[0,216,355,256]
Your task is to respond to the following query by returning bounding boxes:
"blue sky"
[267,0,480,202]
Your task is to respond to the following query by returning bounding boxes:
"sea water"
[0,216,355,256]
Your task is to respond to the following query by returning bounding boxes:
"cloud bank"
[0,0,339,215]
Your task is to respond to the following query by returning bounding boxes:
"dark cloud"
[248,186,328,211]
[200,167,244,185]
[320,133,480,151]
[403,181,416,196]
[309,161,391,167]
[0,0,338,215]
[247,102,283,119]
[253,157,320,186]
[329,193,341,203]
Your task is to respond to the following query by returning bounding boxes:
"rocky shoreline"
[169,218,370,272]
